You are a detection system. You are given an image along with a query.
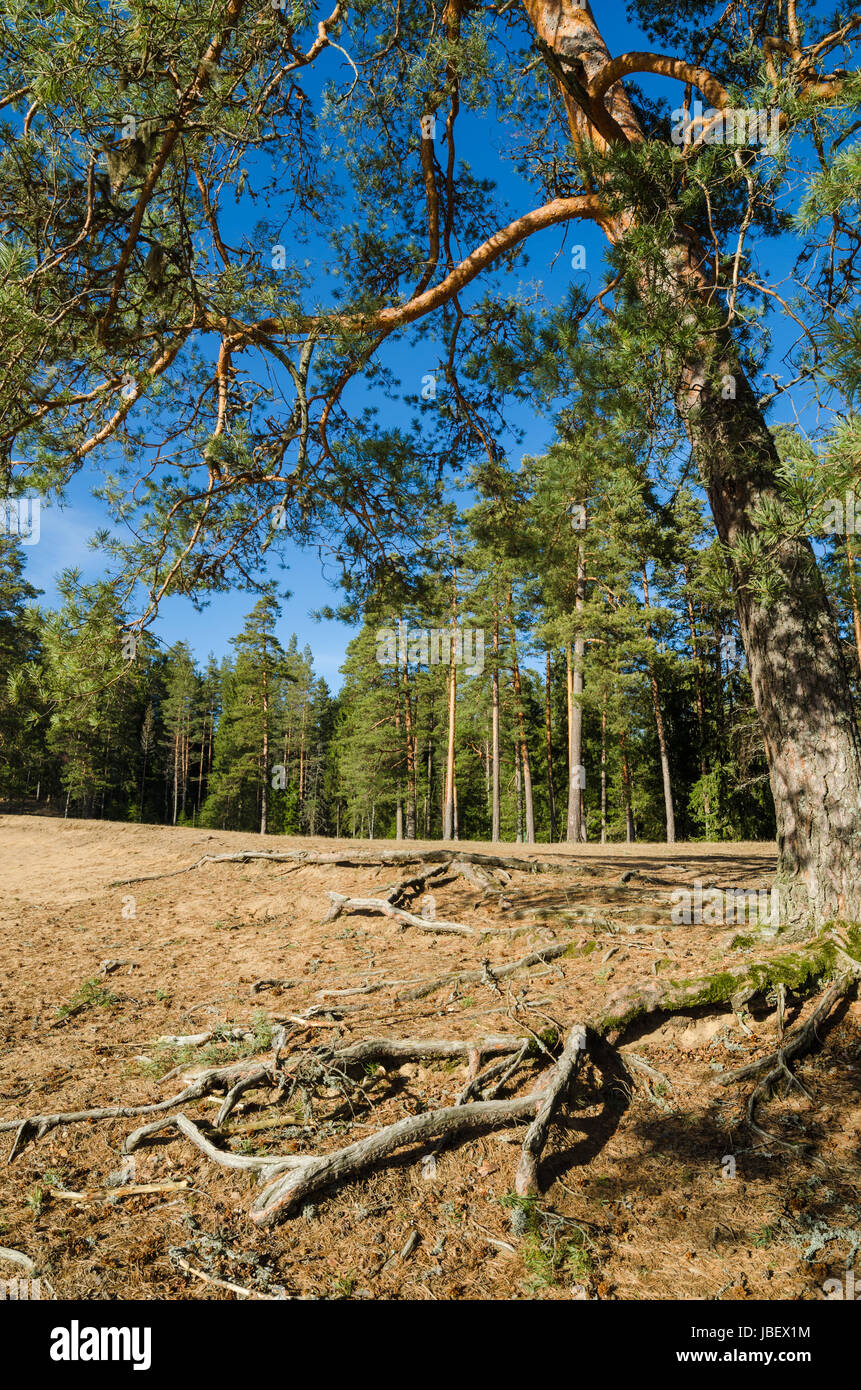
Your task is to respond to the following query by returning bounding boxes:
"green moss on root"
[598,942,840,1036]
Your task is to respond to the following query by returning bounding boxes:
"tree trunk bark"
[443,646,456,841]
[507,588,535,842]
[566,535,586,841]
[619,728,635,843]
[492,610,501,842]
[642,566,676,844]
[172,727,179,826]
[683,564,711,837]
[401,640,418,838]
[845,534,861,677]
[544,646,557,840]
[395,673,404,842]
[443,544,458,842]
[515,742,523,843]
[260,671,269,836]
[600,687,607,845]
[565,641,582,841]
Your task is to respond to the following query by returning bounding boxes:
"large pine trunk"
[523,0,861,924]
[683,364,861,922]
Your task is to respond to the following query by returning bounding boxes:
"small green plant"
[56,977,118,1020]
[500,1197,594,1290]
[526,1028,560,1056]
[26,1184,47,1215]
[752,1224,778,1247]
[331,1274,355,1298]
[250,1010,274,1049]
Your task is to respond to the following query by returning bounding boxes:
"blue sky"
[17,2,820,692]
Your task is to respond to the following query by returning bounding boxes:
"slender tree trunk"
[566,640,586,842]
[845,535,861,677]
[260,670,269,836]
[544,647,557,840]
[181,713,189,818]
[600,688,607,844]
[683,565,711,837]
[619,728,635,843]
[515,742,523,843]
[507,589,535,842]
[139,741,148,818]
[484,736,490,819]
[394,672,404,842]
[299,700,307,808]
[195,711,206,820]
[207,707,214,795]
[443,648,457,841]
[443,542,458,841]
[491,609,501,842]
[172,728,179,826]
[642,567,676,844]
[566,534,587,841]
[401,635,418,838]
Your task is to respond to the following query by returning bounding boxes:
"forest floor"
[0,815,859,1302]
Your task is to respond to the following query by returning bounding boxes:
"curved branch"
[590,51,729,109]
[373,193,606,329]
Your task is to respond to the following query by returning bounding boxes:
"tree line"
[4,423,858,843]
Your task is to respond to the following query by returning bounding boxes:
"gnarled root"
[515,1025,588,1197]
[249,1023,587,1226]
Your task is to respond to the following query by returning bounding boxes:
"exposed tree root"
[112,848,600,888]
[396,942,570,1002]
[719,975,853,1087]
[323,891,479,935]
[124,1112,304,1175]
[515,1025,588,1197]
[0,1056,276,1159]
[248,1091,551,1227]
[718,973,855,1149]
[331,1034,526,1066]
[5,931,858,1238]
[322,890,531,937]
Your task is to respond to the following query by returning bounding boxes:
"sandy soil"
[0,815,858,1301]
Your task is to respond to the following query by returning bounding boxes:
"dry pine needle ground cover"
[0,815,859,1301]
